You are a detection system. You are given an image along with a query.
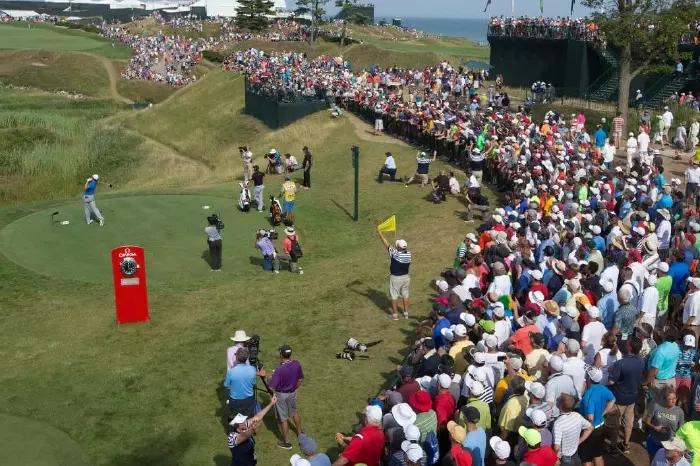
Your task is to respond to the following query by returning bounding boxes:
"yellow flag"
[377,215,396,232]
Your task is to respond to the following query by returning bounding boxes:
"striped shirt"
[389,246,412,276]
[552,411,592,457]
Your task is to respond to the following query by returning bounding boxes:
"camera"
[248,334,261,367]
[260,229,278,240]
[336,350,355,361]
[346,338,368,352]
[207,214,225,230]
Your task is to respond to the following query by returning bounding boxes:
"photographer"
[227,394,277,466]
[268,344,304,450]
[255,230,278,273]
[205,214,223,271]
[224,347,266,418]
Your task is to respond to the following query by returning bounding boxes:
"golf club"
[51,211,59,226]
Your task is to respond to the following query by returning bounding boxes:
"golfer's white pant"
[82,194,103,223]
[254,185,264,211]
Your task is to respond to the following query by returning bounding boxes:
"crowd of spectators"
[221,43,700,466]
[488,17,602,43]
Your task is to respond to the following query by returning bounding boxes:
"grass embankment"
[116,80,177,104]
[125,17,222,39]
[0,22,132,59]
[0,73,484,465]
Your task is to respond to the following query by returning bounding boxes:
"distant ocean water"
[392,17,489,44]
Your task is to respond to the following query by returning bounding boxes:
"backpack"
[290,237,303,260]
[423,430,439,466]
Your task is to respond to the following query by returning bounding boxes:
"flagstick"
[511,0,514,15]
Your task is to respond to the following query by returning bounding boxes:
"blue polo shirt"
[580,383,615,427]
[669,261,689,296]
[593,235,606,251]
[649,341,681,380]
[84,179,97,195]
[594,128,607,148]
[224,363,257,400]
[433,317,451,348]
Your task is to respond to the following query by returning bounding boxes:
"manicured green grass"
[0,85,482,465]
[0,414,90,466]
[0,22,132,59]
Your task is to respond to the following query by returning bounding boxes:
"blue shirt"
[669,261,690,295]
[655,194,673,209]
[593,235,605,252]
[597,292,619,330]
[594,128,607,148]
[649,341,681,380]
[433,317,451,348]
[462,427,487,466]
[609,355,645,405]
[580,384,615,427]
[224,363,257,400]
[84,179,97,195]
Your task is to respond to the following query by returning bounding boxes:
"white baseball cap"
[490,436,511,459]
[549,355,564,372]
[438,373,452,389]
[525,381,546,399]
[92,174,99,180]
[396,239,408,249]
[684,334,696,347]
[404,424,420,442]
[454,324,467,337]
[588,306,601,319]
[365,405,383,423]
[467,379,485,396]
[526,407,548,427]
[290,454,311,466]
[403,443,424,462]
[587,366,603,383]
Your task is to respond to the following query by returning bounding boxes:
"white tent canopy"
[0,9,41,18]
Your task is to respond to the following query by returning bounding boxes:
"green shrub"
[202,50,225,63]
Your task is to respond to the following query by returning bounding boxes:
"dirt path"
[82,53,132,104]
[346,113,407,146]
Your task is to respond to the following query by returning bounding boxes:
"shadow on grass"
[345,279,391,314]
[248,256,265,268]
[213,454,229,466]
[108,430,194,466]
[201,249,212,268]
[331,199,354,221]
[214,384,230,434]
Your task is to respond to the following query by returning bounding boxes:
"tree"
[295,0,329,43]
[236,0,275,32]
[582,0,700,122]
[335,0,370,46]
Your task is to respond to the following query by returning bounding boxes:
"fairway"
[0,413,90,466]
[0,194,275,284]
[0,23,132,59]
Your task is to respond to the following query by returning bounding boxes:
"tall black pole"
[351,145,359,222]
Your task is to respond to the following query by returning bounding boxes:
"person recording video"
[255,229,278,273]
[205,214,223,271]
[224,347,267,418]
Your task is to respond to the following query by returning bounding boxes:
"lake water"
[387,17,489,44]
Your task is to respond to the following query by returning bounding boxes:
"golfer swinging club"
[83,174,104,226]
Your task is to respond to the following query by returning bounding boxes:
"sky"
[288,0,593,19]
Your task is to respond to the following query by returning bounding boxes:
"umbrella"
[463,60,492,70]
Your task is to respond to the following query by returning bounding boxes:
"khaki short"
[389,274,410,300]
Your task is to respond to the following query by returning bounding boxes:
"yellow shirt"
[282,181,296,202]
[498,394,529,433]
[525,348,550,383]
[449,339,474,375]
[494,370,533,404]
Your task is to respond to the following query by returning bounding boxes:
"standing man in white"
[82,174,104,226]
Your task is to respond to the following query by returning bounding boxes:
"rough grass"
[0,88,138,203]
[116,80,178,104]
[125,17,222,39]
[0,50,111,97]
[0,22,132,59]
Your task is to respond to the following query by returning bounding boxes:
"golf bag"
[269,196,282,226]
[238,182,251,212]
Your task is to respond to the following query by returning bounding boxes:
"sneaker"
[618,442,630,454]
[404,184,408,188]
[274,270,280,274]
[298,270,304,275]
[402,311,409,319]
[390,314,399,321]
[277,441,293,450]
[87,220,94,225]
[99,218,104,226]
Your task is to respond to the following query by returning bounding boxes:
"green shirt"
[476,134,486,151]
[676,421,700,466]
[578,185,588,204]
[656,275,672,313]
[415,410,437,443]
[459,398,492,432]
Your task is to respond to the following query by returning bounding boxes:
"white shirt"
[640,285,659,325]
[600,265,620,292]
[657,219,672,249]
[638,132,650,153]
[226,344,243,369]
[581,321,607,364]
[241,150,253,163]
[626,137,638,153]
[562,356,586,396]
[488,275,512,297]
[686,166,700,184]
[603,144,615,163]
[385,155,396,170]
[494,320,512,350]
[683,291,700,326]
[662,111,674,128]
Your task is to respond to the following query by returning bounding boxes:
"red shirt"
[397,380,420,403]
[433,391,456,428]
[511,324,540,355]
[341,424,386,466]
[451,444,474,466]
[523,446,558,466]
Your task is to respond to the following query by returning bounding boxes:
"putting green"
[0,413,90,466]
[0,194,274,284]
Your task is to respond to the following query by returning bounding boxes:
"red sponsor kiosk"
[111,245,149,324]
